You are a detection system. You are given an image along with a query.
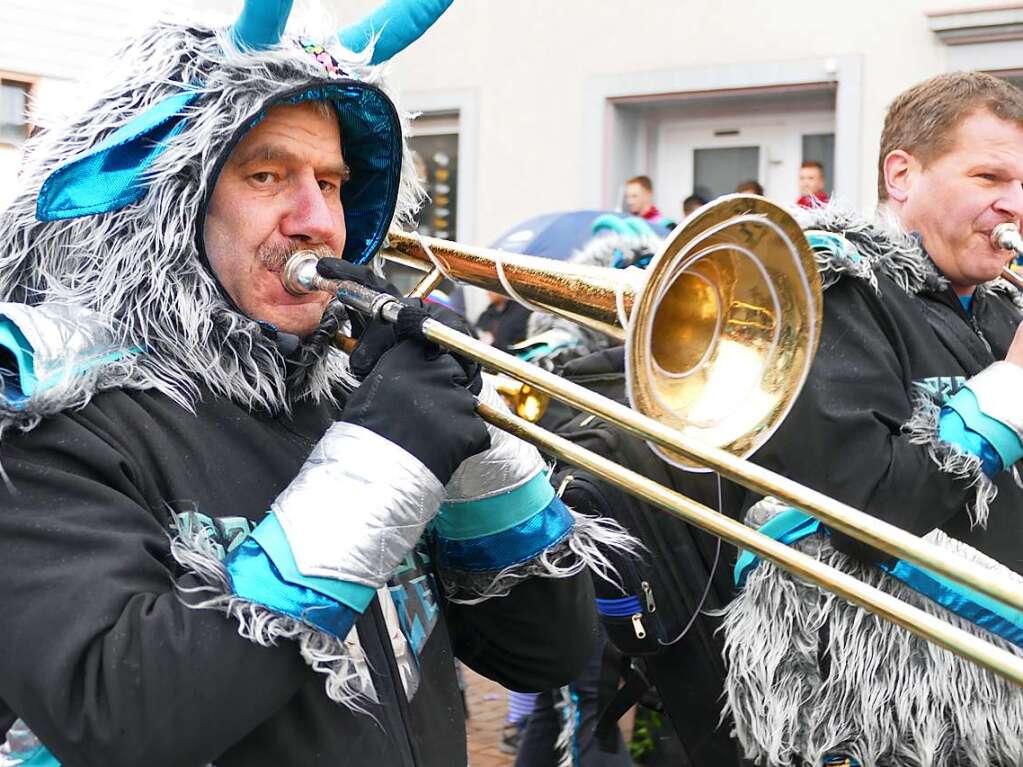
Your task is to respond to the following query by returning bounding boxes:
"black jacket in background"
[475,300,531,353]
[751,272,1023,572]
[548,347,747,767]
[0,387,596,767]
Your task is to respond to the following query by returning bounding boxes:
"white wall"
[338,0,1009,243]
[2,0,1018,243]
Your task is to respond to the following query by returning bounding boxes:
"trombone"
[282,195,1023,687]
[992,222,1023,290]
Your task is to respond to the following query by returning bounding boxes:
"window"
[408,111,459,240]
[0,78,33,146]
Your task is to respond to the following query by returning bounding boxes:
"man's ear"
[883,149,916,203]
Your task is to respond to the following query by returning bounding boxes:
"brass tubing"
[1002,267,1023,292]
[383,230,637,341]
[408,266,445,299]
[416,316,1023,613]
[991,224,1023,290]
[476,401,1023,688]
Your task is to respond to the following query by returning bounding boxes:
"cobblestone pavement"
[464,666,515,767]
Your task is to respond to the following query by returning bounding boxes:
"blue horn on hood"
[231,0,295,51]
[337,0,453,65]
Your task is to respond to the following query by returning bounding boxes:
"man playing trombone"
[0,2,632,765]
[724,71,1023,766]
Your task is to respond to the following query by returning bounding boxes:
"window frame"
[0,72,37,148]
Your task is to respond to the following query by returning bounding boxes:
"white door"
[655,110,835,220]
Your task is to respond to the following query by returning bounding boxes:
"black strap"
[595,658,652,754]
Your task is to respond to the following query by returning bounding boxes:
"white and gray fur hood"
[0,10,422,426]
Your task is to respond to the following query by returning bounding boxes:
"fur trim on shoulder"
[439,509,638,605]
[721,498,1023,767]
[795,203,947,295]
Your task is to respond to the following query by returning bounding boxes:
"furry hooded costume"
[720,205,1023,767]
[0,3,632,765]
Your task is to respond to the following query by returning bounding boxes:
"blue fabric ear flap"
[231,0,294,51]
[36,88,201,222]
[337,0,453,65]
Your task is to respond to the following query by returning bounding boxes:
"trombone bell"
[382,195,820,469]
[628,195,820,469]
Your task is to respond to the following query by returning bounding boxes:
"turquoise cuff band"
[249,512,375,612]
[938,408,1003,476]
[435,471,555,540]
[434,495,574,573]
[943,386,1023,472]
[226,535,359,638]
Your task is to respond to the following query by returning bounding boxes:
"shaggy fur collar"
[0,10,422,427]
[796,203,949,295]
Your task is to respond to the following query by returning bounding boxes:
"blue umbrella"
[489,210,670,260]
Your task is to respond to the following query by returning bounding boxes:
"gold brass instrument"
[992,222,1023,290]
[493,374,550,423]
[281,195,1023,687]
[382,195,820,469]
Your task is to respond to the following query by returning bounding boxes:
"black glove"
[317,257,402,339]
[347,297,482,392]
[342,336,491,484]
[316,257,400,297]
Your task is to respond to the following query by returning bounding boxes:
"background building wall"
[2,0,1021,246]
[338,0,1023,244]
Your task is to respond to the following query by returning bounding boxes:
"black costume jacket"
[0,387,595,767]
[752,268,1023,572]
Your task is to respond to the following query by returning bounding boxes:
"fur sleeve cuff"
[906,395,997,526]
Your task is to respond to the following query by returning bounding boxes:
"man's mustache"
[258,242,337,272]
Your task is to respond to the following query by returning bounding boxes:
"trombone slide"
[477,401,1023,689]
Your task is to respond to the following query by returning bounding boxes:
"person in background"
[795,160,829,208]
[735,179,764,196]
[682,193,708,219]
[624,175,676,229]
[475,291,532,352]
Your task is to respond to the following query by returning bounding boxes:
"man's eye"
[318,179,338,193]
[250,171,276,185]
[977,173,998,182]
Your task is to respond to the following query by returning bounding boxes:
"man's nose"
[279,172,340,244]
[995,182,1023,223]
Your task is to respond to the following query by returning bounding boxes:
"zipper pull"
[641,581,656,613]
[631,613,647,639]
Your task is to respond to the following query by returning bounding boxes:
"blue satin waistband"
[734,507,1023,649]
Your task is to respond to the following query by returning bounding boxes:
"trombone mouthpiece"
[281,251,329,295]
[991,223,1023,255]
